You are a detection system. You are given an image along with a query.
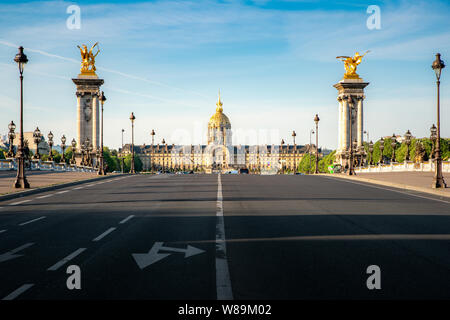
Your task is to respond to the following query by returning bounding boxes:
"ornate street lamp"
[151,129,156,145]
[364,130,369,143]
[379,138,385,164]
[13,46,30,188]
[430,124,437,160]
[98,91,106,175]
[33,127,42,160]
[309,129,314,174]
[348,97,355,175]
[47,131,54,161]
[404,130,412,161]
[60,135,66,163]
[390,134,397,163]
[292,130,296,146]
[71,138,77,164]
[87,139,93,167]
[80,140,85,166]
[368,140,374,165]
[432,53,447,188]
[130,112,136,174]
[7,121,16,158]
[314,114,320,174]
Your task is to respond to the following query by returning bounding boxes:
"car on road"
[239,168,249,174]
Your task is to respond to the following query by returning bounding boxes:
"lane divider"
[119,215,134,224]
[92,227,116,242]
[19,216,46,226]
[2,283,34,300]
[47,248,87,271]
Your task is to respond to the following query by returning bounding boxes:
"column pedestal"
[334,78,369,166]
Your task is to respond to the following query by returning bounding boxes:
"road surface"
[0,174,449,299]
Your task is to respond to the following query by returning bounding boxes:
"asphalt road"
[0,173,449,300]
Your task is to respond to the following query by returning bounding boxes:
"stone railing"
[0,159,97,173]
[355,160,450,173]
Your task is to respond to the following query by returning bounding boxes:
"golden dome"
[208,91,231,128]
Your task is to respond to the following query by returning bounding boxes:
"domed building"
[207,92,232,146]
[121,91,310,173]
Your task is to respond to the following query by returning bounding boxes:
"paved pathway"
[0,171,99,195]
[332,171,450,198]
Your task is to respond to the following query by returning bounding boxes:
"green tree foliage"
[123,154,143,173]
[41,150,61,163]
[0,149,5,159]
[318,151,336,172]
[297,153,317,174]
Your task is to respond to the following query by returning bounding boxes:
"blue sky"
[0,0,449,149]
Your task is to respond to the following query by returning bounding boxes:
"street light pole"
[379,138,385,164]
[390,134,397,163]
[130,112,136,174]
[309,129,314,174]
[98,91,106,175]
[404,130,412,161]
[61,135,66,163]
[13,46,30,189]
[431,53,447,188]
[348,98,355,175]
[48,131,54,161]
[7,121,16,158]
[314,114,320,174]
[121,128,125,173]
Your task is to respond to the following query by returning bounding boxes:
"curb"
[324,174,450,200]
[0,173,129,203]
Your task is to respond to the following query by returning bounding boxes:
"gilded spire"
[216,89,223,112]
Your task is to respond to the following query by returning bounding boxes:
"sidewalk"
[328,171,450,199]
[0,171,104,196]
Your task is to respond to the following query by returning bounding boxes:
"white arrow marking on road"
[132,242,205,269]
[0,243,34,263]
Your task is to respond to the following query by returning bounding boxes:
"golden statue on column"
[77,42,100,76]
[336,51,370,79]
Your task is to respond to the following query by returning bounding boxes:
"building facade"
[121,93,312,173]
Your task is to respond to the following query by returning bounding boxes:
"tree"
[318,151,336,172]
[123,154,143,172]
[0,149,5,159]
[297,153,317,174]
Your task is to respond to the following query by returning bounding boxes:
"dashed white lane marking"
[73,186,83,190]
[92,227,116,242]
[85,184,95,187]
[2,284,34,300]
[215,173,233,300]
[119,215,134,224]
[9,199,31,206]
[47,248,86,271]
[19,216,46,226]
[36,194,53,199]
[56,190,69,194]
[0,230,6,234]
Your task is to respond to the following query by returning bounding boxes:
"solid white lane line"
[215,174,233,300]
[36,194,53,199]
[119,215,134,224]
[19,216,46,226]
[47,248,86,271]
[56,190,69,194]
[2,284,34,300]
[0,230,6,234]
[9,199,31,206]
[92,227,116,241]
[323,176,450,204]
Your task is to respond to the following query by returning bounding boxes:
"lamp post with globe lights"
[379,138,385,165]
[71,138,77,164]
[33,127,42,160]
[13,46,30,189]
[7,121,16,158]
[431,53,446,188]
[130,112,136,174]
[404,130,412,161]
[390,134,397,163]
[60,135,66,163]
[47,131,54,161]
[314,114,320,174]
